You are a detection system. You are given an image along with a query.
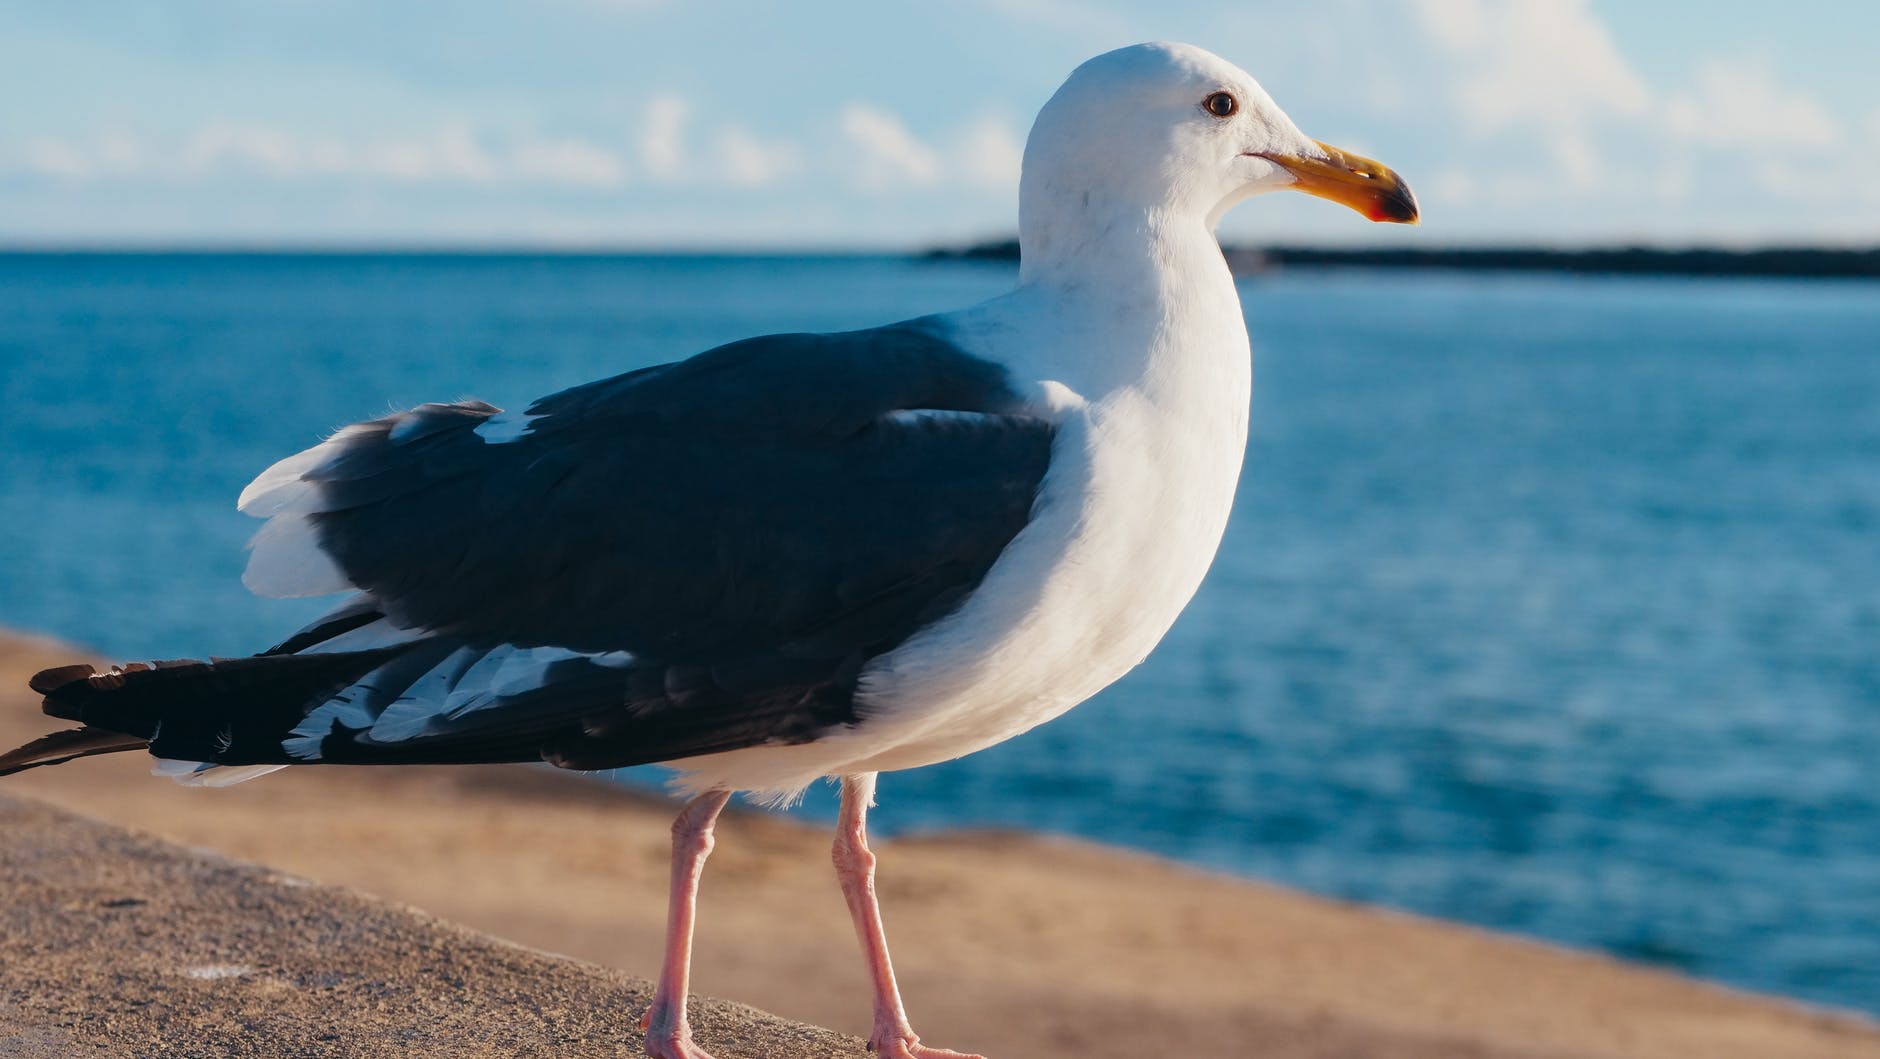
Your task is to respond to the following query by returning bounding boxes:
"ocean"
[1,252,1875,1015]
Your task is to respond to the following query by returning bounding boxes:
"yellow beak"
[1259,140,1420,224]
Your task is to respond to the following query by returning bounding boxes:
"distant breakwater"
[924,240,1880,279]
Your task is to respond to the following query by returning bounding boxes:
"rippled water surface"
[2,253,1875,1013]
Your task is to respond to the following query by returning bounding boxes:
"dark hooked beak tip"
[1259,140,1421,226]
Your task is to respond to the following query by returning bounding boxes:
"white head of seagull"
[1018,42,1417,282]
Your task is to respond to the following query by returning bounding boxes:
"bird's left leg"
[833,773,985,1059]
[641,787,734,1059]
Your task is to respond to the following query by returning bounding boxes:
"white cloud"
[1410,0,1484,50]
[1411,0,1648,136]
[840,104,942,189]
[11,125,630,188]
[21,133,145,180]
[639,96,689,181]
[24,139,105,179]
[510,136,630,187]
[636,96,797,188]
[185,124,329,177]
[1861,111,1880,204]
[713,128,801,188]
[959,0,1135,42]
[1424,168,1477,207]
[1402,0,1660,199]
[1663,58,1841,151]
[1547,129,1600,190]
[953,114,1025,192]
[91,134,145,175]
[363,126,500,183]
[1652,58,1848,205]
[1404,0,1862,212]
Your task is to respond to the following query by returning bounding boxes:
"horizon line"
[2,238,1878,257]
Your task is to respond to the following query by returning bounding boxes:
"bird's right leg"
[641,788,733,1059]
[833,773,985,1059]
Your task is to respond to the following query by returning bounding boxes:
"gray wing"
[183,320,1055,771]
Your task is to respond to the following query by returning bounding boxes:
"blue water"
[2,253,1876,1015]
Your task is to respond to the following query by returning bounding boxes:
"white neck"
[994,197,1250,415]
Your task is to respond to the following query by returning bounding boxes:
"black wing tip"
[0,727,148,777]
[29,663,98,696]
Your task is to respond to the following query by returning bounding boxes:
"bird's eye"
[1202,91,1238,118]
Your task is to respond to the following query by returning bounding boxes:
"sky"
[2,0,1877,248]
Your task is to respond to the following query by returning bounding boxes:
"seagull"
[1,42,1415,1059]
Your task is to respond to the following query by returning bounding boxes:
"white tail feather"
[243,515,352,598]
[237,424,371,517]
[154,759,290,787]
[287,642,638,758]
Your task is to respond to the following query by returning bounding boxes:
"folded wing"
[25,322,1055,778]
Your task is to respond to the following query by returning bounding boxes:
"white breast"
[852,413,1241,768]
[847,294,1251,772]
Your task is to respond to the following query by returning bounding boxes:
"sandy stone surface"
[4,630,1879,1059]
[0,796,863,1058]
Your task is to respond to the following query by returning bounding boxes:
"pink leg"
[834,774,986,1059]
[641,788,733,1059]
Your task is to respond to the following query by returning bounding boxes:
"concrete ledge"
[0,795,865,1058]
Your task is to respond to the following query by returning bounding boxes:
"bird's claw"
[645,1029,717,1059]
[870,1032,986,1059]
[642,1002,717,1058]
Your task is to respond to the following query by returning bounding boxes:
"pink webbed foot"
[644,1031,717,1059]
[869,1030,986,1059]
[643,1004,718,1059]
